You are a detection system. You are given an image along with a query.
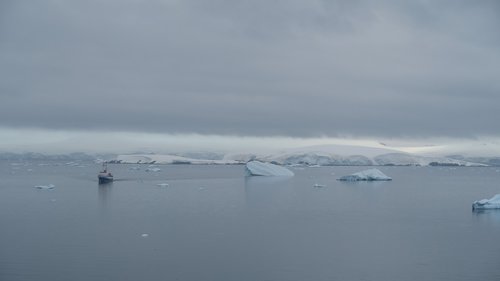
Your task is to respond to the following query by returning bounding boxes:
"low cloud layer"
[1,0,499,138]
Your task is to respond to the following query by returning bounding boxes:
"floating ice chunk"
[141,233,149,237]
[157,183,169,187]
[146,167,161,172]
[338,169,392,181]
[35,184,55,189]
[313,183,326,188]
[472,194,500,210]
[245,161,294,177]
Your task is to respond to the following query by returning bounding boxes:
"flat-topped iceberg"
[245,161,294,177]
[338,168,392,181]
[35,184,55,189]
[472,194,500,210]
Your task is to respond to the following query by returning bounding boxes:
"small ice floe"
[472,194,500,210]
[141,233,149,238]
[338,169,392,181]
[157,183,169,187]
[27,169,33,172]
[245,161,294,177]
[198,187,206,191]
[35,184,55,190]
[129,166,141,171]
[146,167,161,172]
[313,183,326,188]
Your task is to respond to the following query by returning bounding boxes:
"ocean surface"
[1,161,500,281]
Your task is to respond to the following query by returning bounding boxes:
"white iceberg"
[157,183,169,187]
[146,167,161,172]
[245,161,294,177]
[472,194,500,210]
[35,184,55,189]
[338,169,392,181]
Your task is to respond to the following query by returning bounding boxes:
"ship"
[98,162,113,184]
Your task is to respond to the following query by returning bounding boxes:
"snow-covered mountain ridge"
[115,144,488,166]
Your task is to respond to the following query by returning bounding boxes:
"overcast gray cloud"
[1,0,499,138]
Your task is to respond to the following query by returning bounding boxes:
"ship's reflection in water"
[98,182,112,211]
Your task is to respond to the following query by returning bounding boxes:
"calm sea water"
[1,161,500,281]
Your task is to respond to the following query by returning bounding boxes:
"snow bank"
[116,148,487,167]
[374,153,486,167]
[472,194,500,210]
[264,152,374,166]
[245,161,294,177]
[117,154,238,165]
[338,169,392,181]
[223,153,257,163]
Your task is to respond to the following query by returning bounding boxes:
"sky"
[1,0,500,154]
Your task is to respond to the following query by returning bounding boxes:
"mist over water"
[1,162,500,281]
